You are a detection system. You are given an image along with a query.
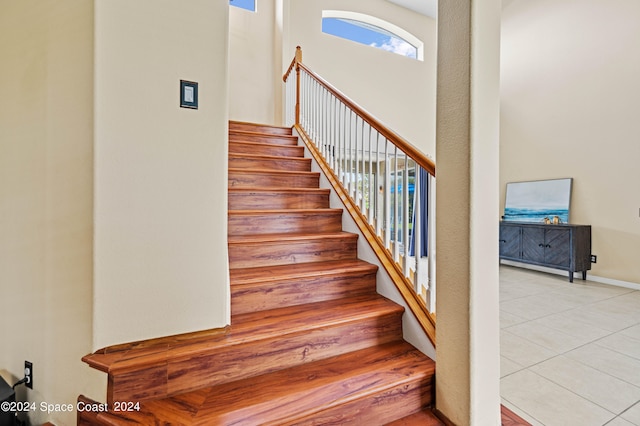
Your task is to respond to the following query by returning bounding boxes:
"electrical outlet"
[590,255,597,263]
[24,361,33,389]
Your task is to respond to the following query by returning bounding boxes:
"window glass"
[230,0,255,12]
[321,12,422,61]
[322,18,417,59]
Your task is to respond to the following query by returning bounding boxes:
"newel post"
[294,46,302,126]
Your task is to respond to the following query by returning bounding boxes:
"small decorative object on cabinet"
[499,222,591,282]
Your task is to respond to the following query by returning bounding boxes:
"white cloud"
[370,37,417,59]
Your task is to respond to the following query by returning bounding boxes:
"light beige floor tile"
[500,310,529,329]
[533,312,612,342]
[590,297,640,322]
[621,401,640,425]
[501,356,524,378]
[506,321,595,353]
[501,293,579,320]
[551,281,635,301]
[501,370,615,426]
[501,330,558,367]
[561,306,639,332]
[500,281,550,301]
[606,416,637,426]
[530,356,640,414]
[621,324,640,342]
[565,343,640,387]
[597,333,640,360]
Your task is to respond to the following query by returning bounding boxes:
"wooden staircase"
[79,121,440,425]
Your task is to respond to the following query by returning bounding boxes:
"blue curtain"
[409,167,428,257]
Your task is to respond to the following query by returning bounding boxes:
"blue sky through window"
[322,17,417,59]
[230,0,255,12]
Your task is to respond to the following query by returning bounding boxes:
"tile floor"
[500,265,640,426]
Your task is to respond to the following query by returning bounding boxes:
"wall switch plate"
[590,255,597,263]
[180,80,198,109]
[24,361,33,389]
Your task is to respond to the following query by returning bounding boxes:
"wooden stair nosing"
[229,120,292,135]
[103,342,434,426]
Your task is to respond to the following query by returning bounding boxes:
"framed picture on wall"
[503,178,573,223]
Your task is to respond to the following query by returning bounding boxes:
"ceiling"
[386,0,437,19]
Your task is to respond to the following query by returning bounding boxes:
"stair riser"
[228,237,357,268]
[230,122,292,135]
[229,156,311,172]
[228,191,330,210]
[228,212,343,236]
[229,171,319,189]
[283,381,433,426]
[231,270,377,315]
[230,142,304,157]
[106,313,403,403]
[229,132,299,145]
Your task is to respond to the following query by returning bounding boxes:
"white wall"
[501,0,640,284]
[0,1,104,424]
[229,0,281,124]
[284,0,437,157]
[93,0,230,349]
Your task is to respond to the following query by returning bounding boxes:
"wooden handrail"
[283,47,437,347]
[283,46,302,82]
[282,48,435,177]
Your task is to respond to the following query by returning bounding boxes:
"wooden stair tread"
[228,208,342,216]
[228,152,310,162]
[230,259,377,285]
[229,140,302,150]
[228,231,356,244]
[229,207,341,213]
[113,341,434,425]
[229,129,297,139]
[229,120,292,135]
[228,187,330,195]
[228,167,319,177]
[83,295,402,375]
[230,129,299,143]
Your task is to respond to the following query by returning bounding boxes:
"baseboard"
[500,260,640,291]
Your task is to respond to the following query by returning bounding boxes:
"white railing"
[283,47,437,317]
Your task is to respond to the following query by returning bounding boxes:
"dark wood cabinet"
[499,222,591,282]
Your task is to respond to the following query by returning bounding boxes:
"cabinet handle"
[499,239,506,243]
[538,243,544,247]
[546,244,551,248]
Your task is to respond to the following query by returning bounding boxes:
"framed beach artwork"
[503,178,573,223]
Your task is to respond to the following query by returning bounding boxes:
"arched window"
[322,10,423,61]
[230,0,256,12]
